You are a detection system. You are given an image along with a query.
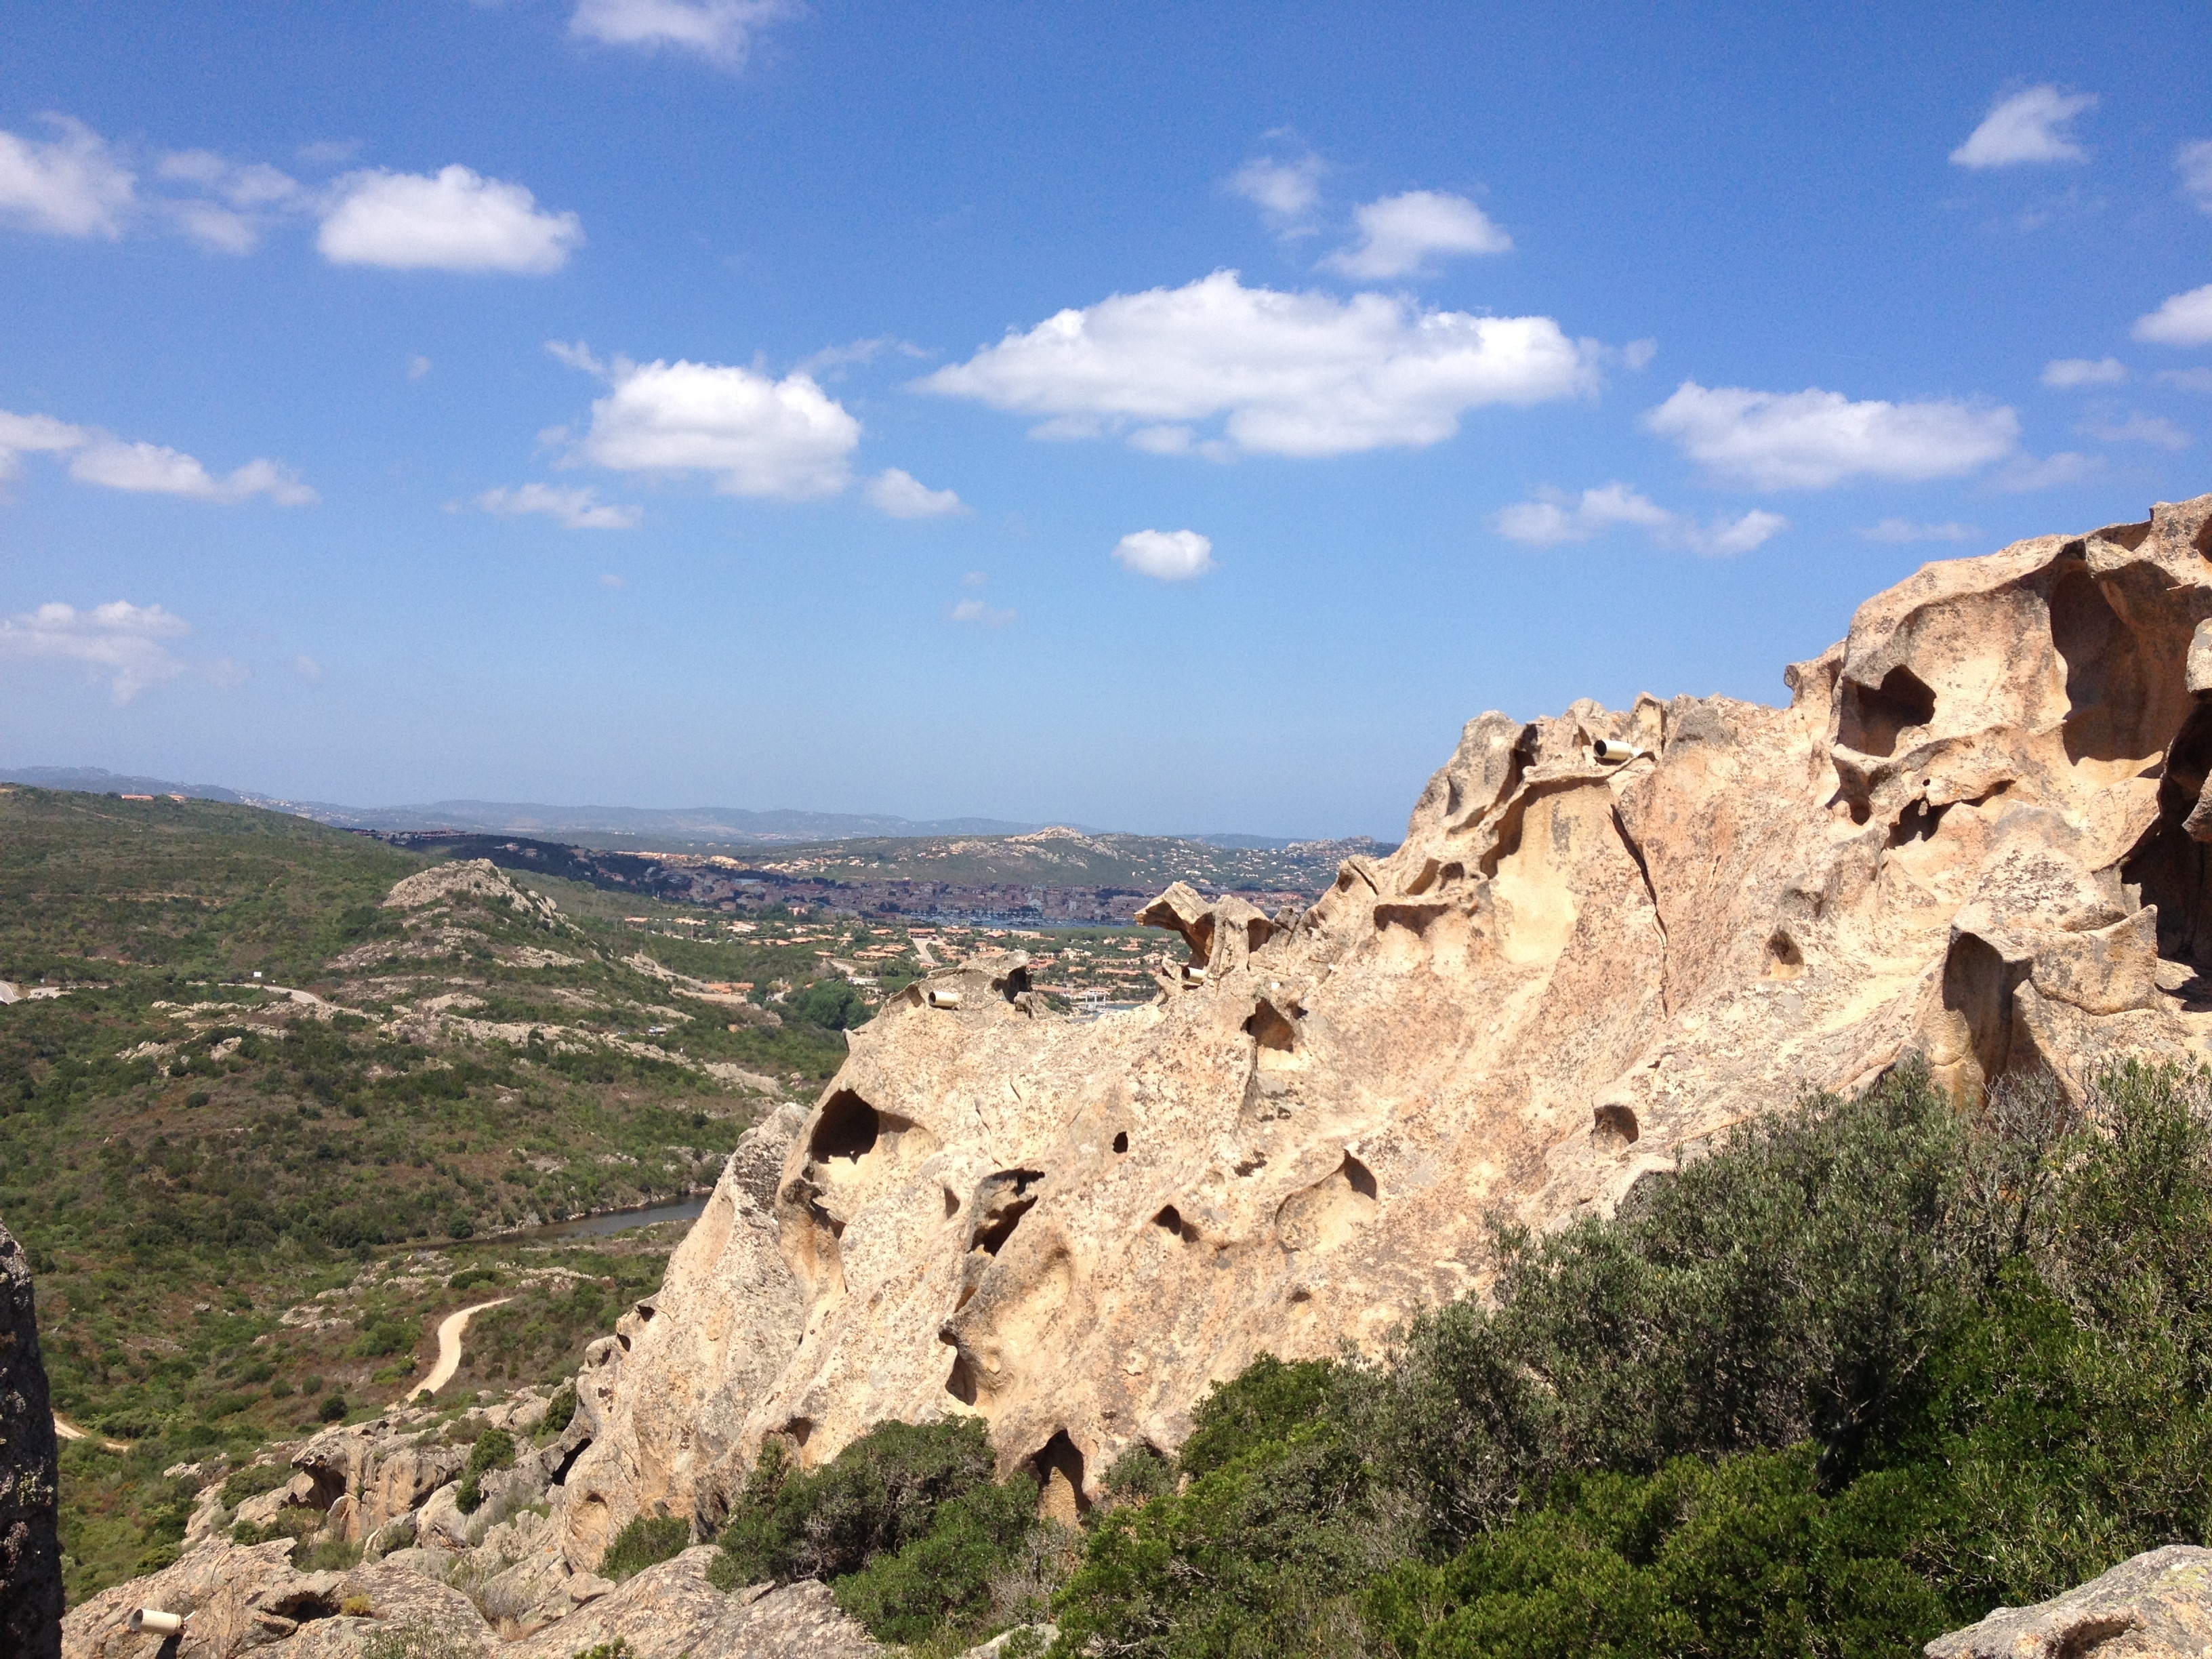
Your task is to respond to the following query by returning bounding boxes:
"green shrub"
[832,1475,1041,1643]
[318,1393,348,1422]
[1103,1445,1176,1506]
[600,1514,691,1580]
[220,1462,291,1508]
[455,1427,516,1515]
[539,1382,577,1441]
[351,1319,413,1358]
[1177,1355,1340,1481]
[448,1266,501,1292]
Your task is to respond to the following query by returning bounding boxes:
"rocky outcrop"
[1,1218,62,1659]
[555,493,2212,1543]
[1927,1545,2212,1657]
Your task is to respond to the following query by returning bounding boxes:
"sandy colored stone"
[1927,1544,2212,1657]
[501,1549,880,1659]
[540,494,2212,1543]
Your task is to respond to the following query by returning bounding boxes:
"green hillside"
[0,786,869,1601]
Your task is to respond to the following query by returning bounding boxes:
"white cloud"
[2179,141,2212,214]
[156,150,304,253]
[1228,144,1324,232]
[949,596,1015,626]
[407,354,433,380]
[1112,529,1216,581]
[1643,381,2020,489]
[2134,284,2212,348]
[552,345,860,499]
[291,654,324,682]
[1322,190,1511,279]
[864,468,966,519]
[1492,483,1784,558]
[599,573,627,588]
[569,0,794,65]
[318,165,582,273]
[2076,412,2190,450]
[474,483,641,529]
[0,407,315,504]
[0,115,135,237]
[919,270,1595,459]
[1622,339,1658,371]
[1994,451,2102,491]
[1950,85,2096,169]
[2159,367,2212,393]
[2042,356,2127,388]
[0,600,192,703]
[1860,518,1980,544]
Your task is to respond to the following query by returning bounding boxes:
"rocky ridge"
[60,491,2212,1655]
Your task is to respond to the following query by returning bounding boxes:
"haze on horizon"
[1,2,2209,840]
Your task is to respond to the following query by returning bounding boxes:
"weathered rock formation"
[556,492,2212,1555]
[1,1218,62,1659]
[1927,1545,2212,1658]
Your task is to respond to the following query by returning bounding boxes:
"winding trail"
[410,1297,512,1401]
[51,1411,130,1453]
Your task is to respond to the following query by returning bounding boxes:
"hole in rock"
[1152,1205,1196,1242]
[1243,1000,1298,1052]
[265,1589,340,1625]
[1839,665,1937,758]
[1593,1103,1640,1145]
[1765,930,1805,978]
[1940,933,2035,1093]
[2052,566,2161,766]
[550,1435,591,1485]
[942,1187,961,1220]
[1342,1154,1377,1200]
[810,1090,880,1164]
[2197,516,2212,561]
[1111,1131,1128,1155]
[1887,798,1949,847]
[971,1169,1044,1255]
[2124,700,2212,969]
[782,1417,814,1451]
[2093,518,2153,553]
[1029,1431,1090,1520]
[944,1349,979,1405]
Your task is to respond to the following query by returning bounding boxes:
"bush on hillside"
[455,1427,516,1515]
[600,1514,691,1580]
[1049,1061,2212,1659]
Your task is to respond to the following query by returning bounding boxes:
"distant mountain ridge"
[0,766,1313,849]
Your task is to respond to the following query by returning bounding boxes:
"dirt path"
[411,1297,512,1401]
[52,1411,130,1453]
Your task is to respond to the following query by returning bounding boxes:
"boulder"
[501,1547,880,1659]
[0,1218,61,1659]
[1926,1544,2212,1657]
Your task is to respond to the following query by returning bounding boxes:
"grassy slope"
[728,831,1376,893]
[0,787,859,1601]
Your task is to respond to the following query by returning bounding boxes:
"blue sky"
[2,1,2209,838]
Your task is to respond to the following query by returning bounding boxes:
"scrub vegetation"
[0,785,863,1603]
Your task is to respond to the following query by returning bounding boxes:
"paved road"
[411,1297,512,1400]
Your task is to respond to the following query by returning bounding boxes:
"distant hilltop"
[0,768,1334,851]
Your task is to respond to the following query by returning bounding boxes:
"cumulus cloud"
[550,343,860,499]
[2076,412,2190,450]
[1228,142,1325,232]
[2179,141,2212,214]
[864,468,966,519]
[1492,483,1785,558]
[1950,85,2096,169]
[2134,284,2212,348]
[1994,451,2102,491]
[291,654,324,682]
[919,270,1595,459]
[318,165,582,273]
[1322,190,1511,279]
[1860,518,1980,544]
[949,596,1015,626]
[473,483,641,529]
[2043,356,2127,388]
[0,600,192,703]
[155,150,304,253]
[0,115,135,237]
[569,0,794,65]
[2160,368,2212,393]
[1112,529,1216,581]
[0,408,315,504]
[1642,381,2020,489]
